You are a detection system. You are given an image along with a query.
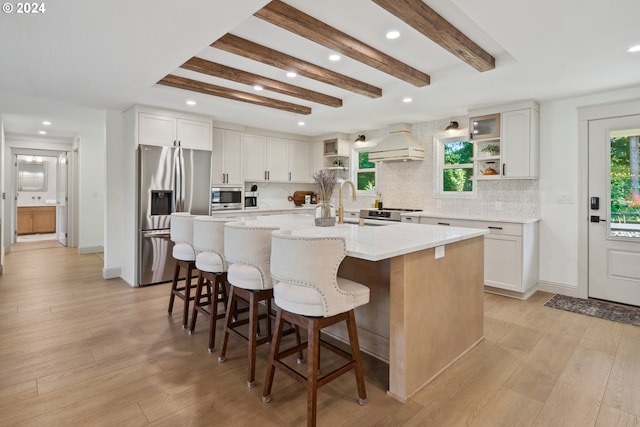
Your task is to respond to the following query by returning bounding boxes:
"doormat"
[544,294,640,327]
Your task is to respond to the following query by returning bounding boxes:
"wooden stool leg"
[307,319,320,427]
[218,286,237,363]
[167,262,180,315]
[208,275,222,353]
[247,291,259,389]
[188,272,205,334]
[262,309,285,403]
[346,310,367,405]
[182,262,193,329]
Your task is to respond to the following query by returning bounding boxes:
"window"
[436,137,475,196]
[355,150,376,192]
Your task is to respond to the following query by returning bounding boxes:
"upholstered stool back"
[224,222,279,291]
[193,216,230,273]
[218,221,281,388]
[170,212,195,262]
[270,230,370,317]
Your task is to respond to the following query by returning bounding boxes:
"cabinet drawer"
[420,217,474,228]
[401,215,419,224]
[472,221,522,236]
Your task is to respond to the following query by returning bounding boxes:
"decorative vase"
[315,201,336,227]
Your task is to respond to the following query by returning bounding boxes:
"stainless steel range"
[359,208,423,222]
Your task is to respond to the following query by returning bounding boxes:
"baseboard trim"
[78,245,104,254]
[102,267,121,280]
[484,284,539,300]
[536,280,579,297]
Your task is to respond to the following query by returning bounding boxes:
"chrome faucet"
[338,180,357,224]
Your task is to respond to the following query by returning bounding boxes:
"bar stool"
[217,221,280,389]
[262,230,370,427]
[167,212,197,329]
[188,216,232,352]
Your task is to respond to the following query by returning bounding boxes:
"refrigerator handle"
[174,146,182,212]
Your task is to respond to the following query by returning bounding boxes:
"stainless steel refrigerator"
[137,144,211,286]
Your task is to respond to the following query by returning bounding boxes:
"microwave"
[211,187,243,210]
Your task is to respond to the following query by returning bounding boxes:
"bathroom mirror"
[18,161,47,192]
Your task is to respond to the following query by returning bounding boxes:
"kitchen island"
[240,213,488,402]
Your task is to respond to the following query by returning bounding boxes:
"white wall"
[0,118,4,271]
[76,114,106,254]
[538,85,640,295]
[103,110,125,280]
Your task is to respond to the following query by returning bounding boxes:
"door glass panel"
[610,129,640,238]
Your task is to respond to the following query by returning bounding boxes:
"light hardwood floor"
[1,241,639,426]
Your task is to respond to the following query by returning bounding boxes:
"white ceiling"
[1,0,639,141]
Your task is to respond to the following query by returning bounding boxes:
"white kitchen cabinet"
[243,135,311,182]
[500,108,539,178]
[469,102,539,180]
[243,134,267,181]
[419,216,474,228]
[473,220,539,298]
[310,140,325,174]
[413,216,539,299]
[138,112,211,150]
[469,113,501,140]
[266,137,289,181]
[288,140,312,182]
[212,128,243,185]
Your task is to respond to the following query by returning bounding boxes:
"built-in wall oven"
[211,186,243,211]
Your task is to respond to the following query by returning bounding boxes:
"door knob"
[590,215,606,223]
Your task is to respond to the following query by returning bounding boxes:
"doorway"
[13,150,69,247]
[588,114,640,306]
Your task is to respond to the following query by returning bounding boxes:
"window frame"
[352,147,377,195]
[434,135,477,198]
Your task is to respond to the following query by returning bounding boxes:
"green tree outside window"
[356,151,375,191]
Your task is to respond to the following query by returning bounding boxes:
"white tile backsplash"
[336,116,539,219]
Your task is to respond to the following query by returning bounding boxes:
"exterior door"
[588,115,640,305]
[56,152,68,246]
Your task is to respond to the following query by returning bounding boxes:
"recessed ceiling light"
[628,44,640,53]
[386,30,400,40]
[186,100,196,106]
[286,71,297,78]
[254,84,264,91]
[42,120,52,126]
[403,97,413,103]
[329,54,341,61]
[39,130,47,135]
[298,121,305,126]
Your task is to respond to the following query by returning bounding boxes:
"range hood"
[368,123,424,162]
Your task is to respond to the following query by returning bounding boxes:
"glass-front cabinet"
[469,113,500,140]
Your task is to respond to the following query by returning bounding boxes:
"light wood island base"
[331,236,485,402]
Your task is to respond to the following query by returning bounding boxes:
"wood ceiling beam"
[180,57,342,108]
[254,0,430,87]
[372,0,495,72]
[157,74,311,115]
[212,34,382,98]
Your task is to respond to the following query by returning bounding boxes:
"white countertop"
[239,214,488,262]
